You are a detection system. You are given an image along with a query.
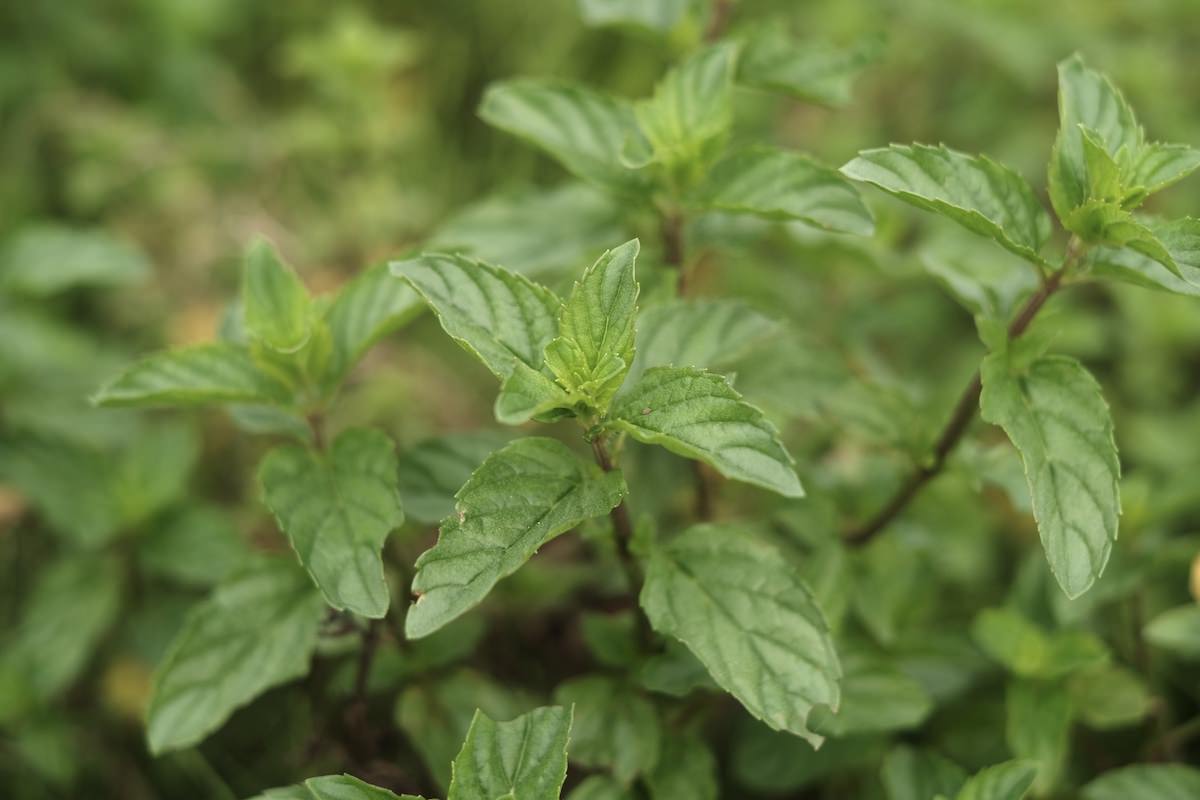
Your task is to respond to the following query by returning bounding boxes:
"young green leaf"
[632,43,738,175]
[259,428,404,619]
[323,262,423,383]
[1060,200,1180,275]
[645,734,719,800]
[952,761,1038,800]
[93,342,292,408]
[1005,680,1071,795]
[1089,217,1200,295]
[448,706,573,800]
[390,253,560,382]
[544,239,639,410]
[397,430,512,525]
[495,361,573,425]
[405,437,626,639]
[694,146,874,235]
[250,775,427,800]
[980,354,1120,599]
[639,524,841,746]
[553,675,660,784]
[737,28,882,107]
[242,238,314,354]
[840,144,1052,266]
[1081,764,1200,800]
[146,558,324,754]
[1128,142,1200,196]
[609,366,804,498]
[1143,604,1200,659]
[479,80,648,197]
[881,745,967,800]
[971,607,1108,679]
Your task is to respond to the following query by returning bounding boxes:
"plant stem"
[591,435,638,580]
[844,265,1067,546]
[705,0,734,42]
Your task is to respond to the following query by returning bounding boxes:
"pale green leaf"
[323,263,423,382]
[1144,604,1200,659]
[566,777,632,800]
[577,0,694,33]
[0,225,150,296]
[625,298,779,388]
[242,238,314,354]
[405,437,626,639]
[1128,142,1200,195]
[882,745,967,800]
[633,43,738,174]
[1067,663,1152,729]
[609,366,803,498]
[1061,200,1180,275]
[953,761,1038,800]
[841,144,1052,266]
[447,706,572,800]
[922,229,1040,320]
[807,662,932,736]
[495,361,573,425]
[553,675,660,784]
[1081,764,1200,800]
[138,505,249,587]
[147,558,324,753]
[1090,217,1200,296]
[1005,680,1071,794]
[94,342,292,408]
[737,28,881,107]
[639,524,841,746]
[646,734,718,800]
[260,428,403,619]
[971,607,1108,679]
[428,183,626,278]
[390,253,560,381]
[979,354,1121,598]
[545,239,640,410]
[479,80,648,197]
[397,431,512,524]
[694,146,874,235]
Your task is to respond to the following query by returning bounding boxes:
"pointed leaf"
[242,238,314,354]
[1005,680,1071,794]
[1144,604,1200,659]
[882,745,967,800]
[323,263,423,383]
[980,354,1120,598]
[250,775,427,800]
[391,253,560,382]
[495,361,573,425]
[405,437,626,639]
[737,28,881,107]
[147,558,324,753]
[94,343,292,408]
[841,144,1052,265]
[639,524,841,746]
[260,428,404,619]
[954,761,1038,800]
[1128,142,1200,195]
[695,146,874,235]
[1090,217,1200,295]
[479,80,648,197]
[448,706,573,800]
[553,675,661,784]
[397,431,512,524]
[0,225,150,296]
[1082,764,1200,800]
[609,366,803,498]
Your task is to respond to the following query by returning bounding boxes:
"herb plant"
[4,2,1200,799]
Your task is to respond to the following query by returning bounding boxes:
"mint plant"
[6,1,1200,798]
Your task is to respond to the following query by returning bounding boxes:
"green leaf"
[923,229,1040,320]
[580,611,639,669]
[625,299,780,388]
[1067,664,1152,729]
[694,146,874,235]
[405,437,626,639]
[737,28,881,107]
[390,253,560,382]
[447,706,573,800]
[1128,142,1200,196]
[260,428,404,619]
[807,661,932,736]
[639,524,841,746]
[1089,217,1200,296]
[632,43,738,177]
[495,361,574,425]
[609,366,803,498]
[544,239,640,411]
[567,777,633,800]
[6,555,122,700]
[396,669,534,792]
[1144,604,1200,659]
[93,342,292,408]
[242,238,314,354]
[428,183,626,278]
[397,431,512,525]
[250,775,427,800]
[646,734,719,800]
[553,676,660,784]
[971,607,1108,679]
[576,0,695,33]
[1081,764,1200,800]
[0,225,150,296]
[979,354,1120,598]
[138,505,249,587]
[841,144,1052,266]
[1061,200,1180,275]
[479,80,648,197]
[953,761,1038,800]
[323,263,423,383]
[1005,680,1071,794]
[882,745,967,800]
[146,558,324,754]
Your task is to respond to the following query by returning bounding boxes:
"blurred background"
[3,0,1200,797]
